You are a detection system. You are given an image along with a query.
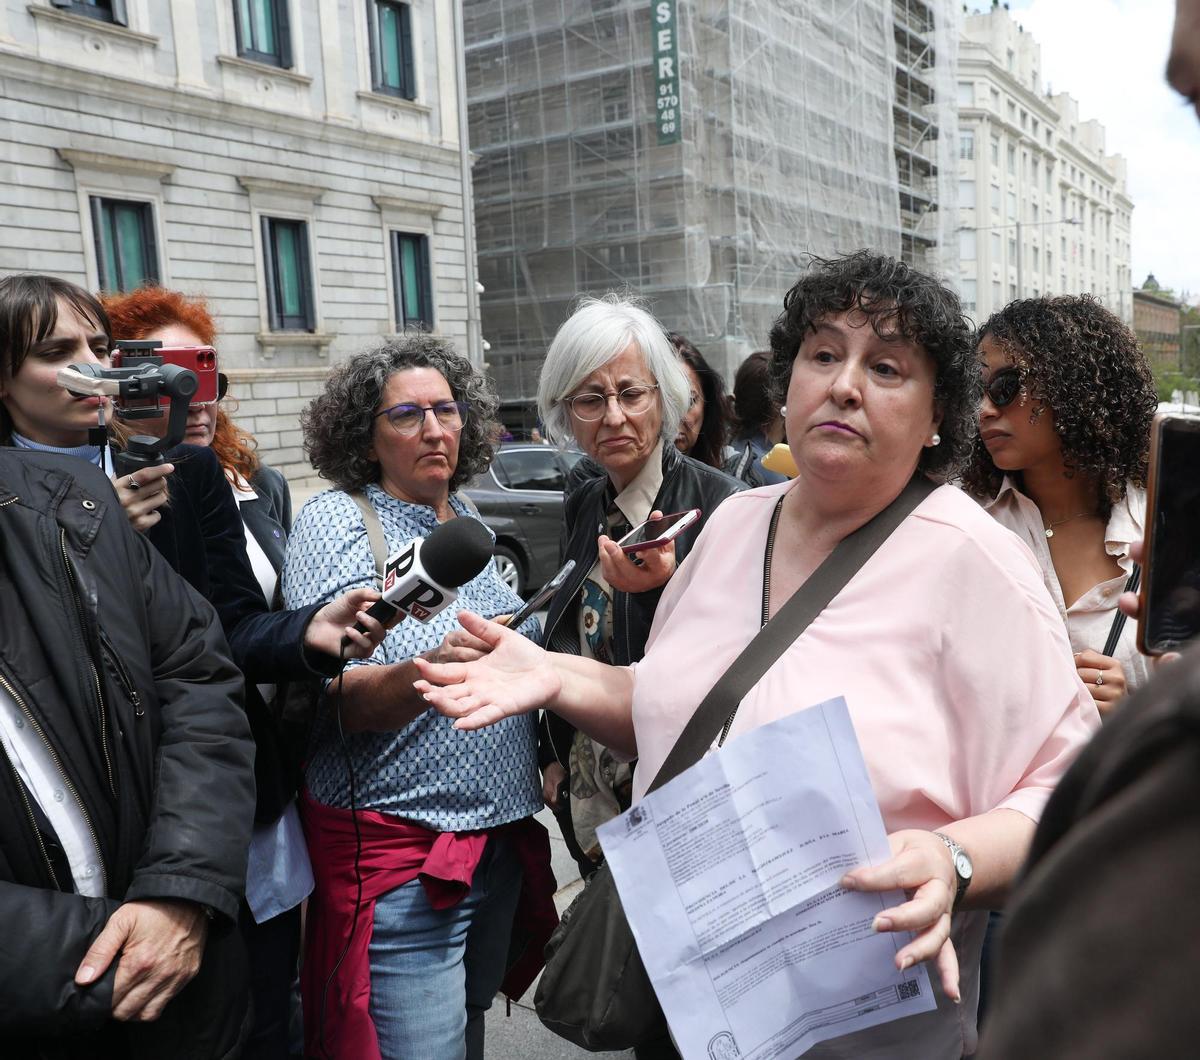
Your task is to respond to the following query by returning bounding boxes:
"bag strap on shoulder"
[647,474,937,795]
[346,488,388,585]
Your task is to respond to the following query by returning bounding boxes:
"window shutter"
[276,0,293,69]
[110,0,129,25]
[262,217,280,330]
[89,197,110,290]
[298,225,316,331]
[399,3,415,99]
[366,1,383,90]
[50,0,73,8]
[141,204,160,284]
[417,235,431,327]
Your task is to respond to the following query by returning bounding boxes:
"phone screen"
[1143,415,1200,653]
[618,510,698,551]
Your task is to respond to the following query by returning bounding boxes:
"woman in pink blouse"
[963,295,1159,715]
[414,252,1101,1059]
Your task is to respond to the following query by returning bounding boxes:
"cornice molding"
[57,147,174,181]
[217,53,313,88]
[28,4,158,47]
[2,51,464,167]
[238,175,326,202]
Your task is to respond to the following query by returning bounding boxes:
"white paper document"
[597,697,935,1060]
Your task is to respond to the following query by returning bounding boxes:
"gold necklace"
[1043,510,1099,538]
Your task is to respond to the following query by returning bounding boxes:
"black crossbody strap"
[646,474,938,795]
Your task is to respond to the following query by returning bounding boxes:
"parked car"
[464,444,589,597]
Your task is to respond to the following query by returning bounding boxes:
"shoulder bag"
[534,475,937,1050]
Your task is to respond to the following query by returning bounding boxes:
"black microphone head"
[421,516,495,588]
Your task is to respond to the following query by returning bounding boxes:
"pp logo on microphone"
[383,544,417,593]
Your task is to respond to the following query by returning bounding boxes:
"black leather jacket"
[0,450,255,1059]
[539,445,744,770]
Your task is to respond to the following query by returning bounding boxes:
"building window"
[959,179,976,209]
[990,183,1000,213]
[991,231,1002,259]
[1006,191,1016,221]
[1007,144,1015,175]
[1008,236,1017,261]
[962,279,977,312]
[262,217,315,331]
[391,231,433,330]
[990,135,1000,165]
[959,230,977,261]
[992,280,1002,305]
[50,0,127,24]
[602,85,629,124]
[368,0,416,100]
[1006,48,1015,71]
[233,0,292,68]
[957,82,974,106]
[959,130,975,160]
[990,88,1000,110]
[90,197,158,292]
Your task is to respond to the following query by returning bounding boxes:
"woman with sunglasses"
[964,295,1159,713]
[281,335,552,1060]
[535,296,744,878]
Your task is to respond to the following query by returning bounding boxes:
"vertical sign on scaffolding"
[653,1,681,145]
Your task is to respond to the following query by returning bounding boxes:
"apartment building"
[956,5,1133,323]
[0,0,479,486]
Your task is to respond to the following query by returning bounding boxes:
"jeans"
[368,834,523,1060]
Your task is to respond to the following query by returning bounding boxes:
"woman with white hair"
[535,295,743,875]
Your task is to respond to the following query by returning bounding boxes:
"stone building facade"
[0,0,479,489]
[956,6,1133,324]
[1133,277,1182,373]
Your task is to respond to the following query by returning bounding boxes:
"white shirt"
[983,477,1152,694]
[229,474,315,922]
[0,683,104,896]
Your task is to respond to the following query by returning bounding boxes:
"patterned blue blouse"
[282,484,543,831]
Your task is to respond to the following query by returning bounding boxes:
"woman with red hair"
[103,285,306,1060]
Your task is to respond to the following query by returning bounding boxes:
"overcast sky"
[997,0,1198,302]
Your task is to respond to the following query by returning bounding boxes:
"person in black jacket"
[0,446,255,1058]
[0,275,390,1057]
[534,295,744,875]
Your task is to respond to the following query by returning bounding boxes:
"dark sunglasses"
[985,367,1022,408]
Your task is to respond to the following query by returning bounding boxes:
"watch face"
[954,851,973,880]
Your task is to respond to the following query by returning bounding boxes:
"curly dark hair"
[767,251,978,478]
[961,295,1157,512]
[667,331,729,469]
[302,333,499,493]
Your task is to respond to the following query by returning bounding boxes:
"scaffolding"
[465,0,960,402]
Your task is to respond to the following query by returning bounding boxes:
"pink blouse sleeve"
[936,529,1101,823]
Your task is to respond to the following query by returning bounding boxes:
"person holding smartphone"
[535,295,744,875]
[963,294,1159,715]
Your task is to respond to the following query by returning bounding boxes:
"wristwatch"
[932,832,973,909]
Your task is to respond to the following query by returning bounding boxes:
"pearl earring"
[780,406,787,416]
[930,433,941,446]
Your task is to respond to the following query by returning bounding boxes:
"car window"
[559,450,587,473]
[495,449,565,491]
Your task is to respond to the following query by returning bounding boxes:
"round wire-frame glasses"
[376,399,469,436]
[563,384,659,422]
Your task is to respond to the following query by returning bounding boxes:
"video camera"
[56,340,198,477]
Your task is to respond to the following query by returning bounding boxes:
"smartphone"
[617,509,701,554]
[503,559,577,630]
[1138,412,1200,655]
[112,344,220,408]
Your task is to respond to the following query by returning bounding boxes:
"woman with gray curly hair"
[281,334,550,1060]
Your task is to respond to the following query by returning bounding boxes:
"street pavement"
[485,806,635,1060]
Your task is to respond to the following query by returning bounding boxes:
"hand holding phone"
[1139,413,1200,656]
[498,559,577,631]
[616,509,701,554]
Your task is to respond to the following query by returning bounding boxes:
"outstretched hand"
[413,611,558,730]
[840,829,961,1001]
